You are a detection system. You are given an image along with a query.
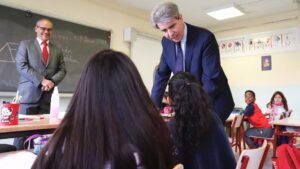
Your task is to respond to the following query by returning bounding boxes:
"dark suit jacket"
[151,23,234,122]
[15,39,66,113]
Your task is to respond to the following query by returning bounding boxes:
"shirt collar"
[181,23,187,44]
[36,38,49,45]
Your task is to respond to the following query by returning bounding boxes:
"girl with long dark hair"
[32,49,173,169]
[168,72,236,169]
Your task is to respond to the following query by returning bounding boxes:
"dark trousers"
[19,91,52,115]
[244,127,274,148]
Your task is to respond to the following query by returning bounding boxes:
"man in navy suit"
[151,2,234,123]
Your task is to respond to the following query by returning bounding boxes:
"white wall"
[214,16,300,119]
[131,35,162,92]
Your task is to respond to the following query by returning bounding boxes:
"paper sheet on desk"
[18,114,49,120]
[18,112,65,120]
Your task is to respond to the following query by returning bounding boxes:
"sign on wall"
[261,55,272,71]
[218,27,300,57]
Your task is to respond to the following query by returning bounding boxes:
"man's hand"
[41,78,55,91]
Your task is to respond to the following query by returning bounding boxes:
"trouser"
[19,91,52,115]
[244,127,274,148]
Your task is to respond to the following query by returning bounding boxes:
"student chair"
[236,140,270,169]
[0,144,17,153]
[230,114,245,154]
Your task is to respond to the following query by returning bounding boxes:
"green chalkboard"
[0,4,111,93]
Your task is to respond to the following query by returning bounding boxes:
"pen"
[19,116,45,121]
[19,118,34,121]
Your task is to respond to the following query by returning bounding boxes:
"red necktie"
[42,41,48,64]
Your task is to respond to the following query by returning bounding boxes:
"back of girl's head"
[168,72,212,148]
[32,49,173,169]
[270,91,289,110]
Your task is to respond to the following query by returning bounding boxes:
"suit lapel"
[47,43,55,67]
[164,38,176,72]
[185,24,193,72]
[170,42,176,71]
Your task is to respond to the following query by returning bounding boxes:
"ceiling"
[92,0,300,28]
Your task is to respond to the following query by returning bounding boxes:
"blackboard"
[0,4,111,93]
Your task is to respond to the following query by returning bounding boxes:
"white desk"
[0,150,36,169]
[271,118,300,157]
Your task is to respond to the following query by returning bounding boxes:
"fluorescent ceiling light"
[206,4,244,20]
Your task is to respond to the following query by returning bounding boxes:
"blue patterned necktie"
[175,42,183,73]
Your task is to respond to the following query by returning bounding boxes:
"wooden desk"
[0,117,60,139]
[271,118,300,157]
[0,150,36,169]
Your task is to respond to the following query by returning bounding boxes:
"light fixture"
[206,3,244,20]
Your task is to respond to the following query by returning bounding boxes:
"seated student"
[267,91,300,136]
[243,90,274,148]
[266,91,292,122]
[167,72,236,169]
[31,49,173,169]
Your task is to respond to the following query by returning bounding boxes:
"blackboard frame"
[0,4,111,93]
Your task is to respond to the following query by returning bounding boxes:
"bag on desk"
[24,134,51,154]
[276,144,300,169]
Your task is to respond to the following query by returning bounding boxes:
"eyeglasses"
[36,25,53,32]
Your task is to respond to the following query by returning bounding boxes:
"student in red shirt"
[243,90,273,148]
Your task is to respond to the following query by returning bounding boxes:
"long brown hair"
[270,91,289,111]
[32,49,173,169]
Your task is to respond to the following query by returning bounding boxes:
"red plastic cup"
[0,103,20,126]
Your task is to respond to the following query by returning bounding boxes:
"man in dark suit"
[16,18,66,115]
[151,2,234,123]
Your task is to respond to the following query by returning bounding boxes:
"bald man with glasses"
[15,18,66,115]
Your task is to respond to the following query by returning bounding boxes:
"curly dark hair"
[168,72,213,148]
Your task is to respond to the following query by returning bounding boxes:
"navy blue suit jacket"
[151,23,234,122]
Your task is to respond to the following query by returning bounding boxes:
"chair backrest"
[236,140,270,169]
[280,110,293,119]
[231,114,244,129]
[287,110,292,117]
[173,164,184,169]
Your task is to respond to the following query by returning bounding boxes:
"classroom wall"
[212,13,300,119]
